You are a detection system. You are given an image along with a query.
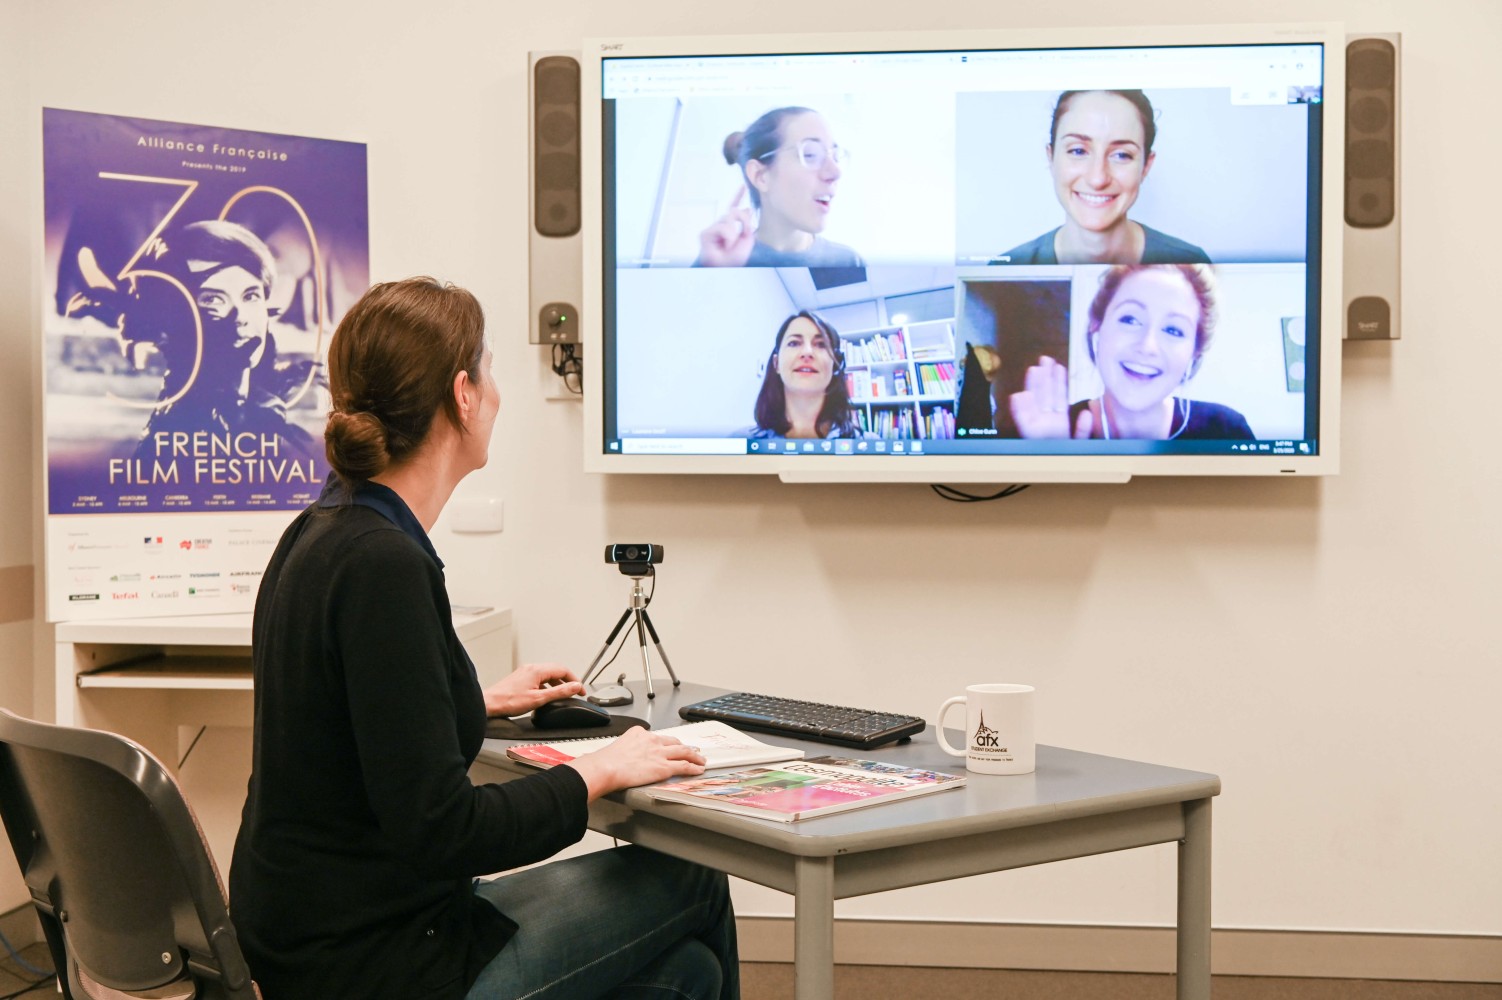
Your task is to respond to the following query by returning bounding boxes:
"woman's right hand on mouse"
[482,662,584,718]
[568,727,707,800]
[696,185,757,267]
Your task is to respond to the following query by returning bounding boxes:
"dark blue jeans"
[467,845,739,1000]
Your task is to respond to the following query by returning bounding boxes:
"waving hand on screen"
[1010,355,1094,439]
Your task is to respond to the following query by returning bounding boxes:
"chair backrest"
[0,709,257,1000]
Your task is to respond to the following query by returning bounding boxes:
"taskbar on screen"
[609,438,1318,457]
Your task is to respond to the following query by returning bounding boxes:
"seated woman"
[229,277,739,1000]
[697,106,862,268]
[1009,264,1254,441]
[994,90,1210,266]
[749,310,868,439]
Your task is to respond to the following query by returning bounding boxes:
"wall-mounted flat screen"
[582,25,1343,482]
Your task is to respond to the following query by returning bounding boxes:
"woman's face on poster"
[195,264,270,359]
[1048,91,1155,235]
[1092,268,1200,413]
[749,112,843,236]
[775,315,837,395]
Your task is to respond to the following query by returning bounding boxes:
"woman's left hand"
[484,662,586,717]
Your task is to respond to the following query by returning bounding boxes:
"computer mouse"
[532,696,612,730]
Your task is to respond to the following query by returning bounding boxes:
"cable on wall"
[930,484,1031,503]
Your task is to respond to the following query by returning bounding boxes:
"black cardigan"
[229,491,588,999]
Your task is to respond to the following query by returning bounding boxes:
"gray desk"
[479,682,1220,1000]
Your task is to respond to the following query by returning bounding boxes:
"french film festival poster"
[43,108,368,620]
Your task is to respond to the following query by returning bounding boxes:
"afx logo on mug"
[971,714,1004,752]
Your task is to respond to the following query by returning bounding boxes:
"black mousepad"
[485,714,649,742]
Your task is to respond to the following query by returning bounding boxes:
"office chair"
[0,709,259,999]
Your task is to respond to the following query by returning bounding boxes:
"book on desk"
[645,755,966,823]
[505,720,805,771]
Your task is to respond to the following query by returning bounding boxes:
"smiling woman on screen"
[696,106,863,268]
[995,90,1210,266]
[1009,264,1253,441]
[749,310,868,439]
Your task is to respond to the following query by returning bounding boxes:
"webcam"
[605,543,663,566]
[586,542,680,698]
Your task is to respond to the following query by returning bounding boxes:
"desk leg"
[1177,797,1212,1000]
[793,856,835,1000]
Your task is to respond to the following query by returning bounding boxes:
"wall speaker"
[1343,33,1401,340]
[529,52,582,345]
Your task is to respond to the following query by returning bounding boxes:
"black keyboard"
[679,692,926,750]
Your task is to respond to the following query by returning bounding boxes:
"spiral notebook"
[505,720,805,771]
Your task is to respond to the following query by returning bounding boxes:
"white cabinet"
[54,608,513,759]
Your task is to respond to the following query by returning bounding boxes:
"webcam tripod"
[581,569,680,699]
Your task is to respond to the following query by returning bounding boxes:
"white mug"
[935,684,1035,775]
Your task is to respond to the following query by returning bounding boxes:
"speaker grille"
[533,56,580,238]
[1345,39,1395,229]
[1348,47,1395,89]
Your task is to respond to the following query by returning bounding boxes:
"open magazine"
[506,720,805,771]
[645,755,965,823]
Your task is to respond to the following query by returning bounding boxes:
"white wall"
[0,0,37,916]
[4,0,1500,942]
[0,0,37,653]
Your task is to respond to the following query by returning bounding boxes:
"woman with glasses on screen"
[230,277,740,1000]
[748,310,868,439]
[696,106,864,268]
[1009,264,1252,441]
[994,90,1210,266]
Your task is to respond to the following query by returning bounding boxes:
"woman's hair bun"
[722,130,745,165]
[324,408,390,482]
